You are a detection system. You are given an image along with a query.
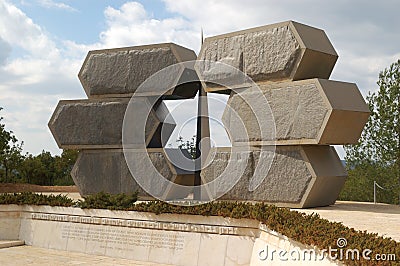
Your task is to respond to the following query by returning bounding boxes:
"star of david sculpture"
[49,21,369,208]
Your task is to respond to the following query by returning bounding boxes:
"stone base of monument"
[0,205,337,265]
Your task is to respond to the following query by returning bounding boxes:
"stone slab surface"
[16,207,258,266]
[296,201,400,242]
[79,43,198,99]
[222,79,369,145]
[49,99,175,149]
[197,21,337,92]
[201,146,346,208]
[71,149,194,200]
[0,209,21,240]
[0,246,172,266]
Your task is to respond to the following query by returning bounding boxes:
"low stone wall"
[0,205,339,265]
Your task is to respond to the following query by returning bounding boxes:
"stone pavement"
[0,245,172,266]
[295,201,400,241]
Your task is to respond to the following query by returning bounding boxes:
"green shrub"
[0,192,74,206]
[77,191,139,210]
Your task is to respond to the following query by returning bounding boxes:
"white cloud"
[332,51,400,95]
[0,36,11,64]
[99,2,200,51]
[37,0,76,12]
[0,0,58,57]
[0,0,84,154]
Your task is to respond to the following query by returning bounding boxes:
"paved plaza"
[0,245,172,266]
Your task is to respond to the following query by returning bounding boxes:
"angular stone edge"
[317,79,370,144]
[289,21,338,81]
[299,145,347,208]
[148,100,176,148]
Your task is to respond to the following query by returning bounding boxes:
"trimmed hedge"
[0,192,398,265]
[78,191,138,210]
[0,192,74,206]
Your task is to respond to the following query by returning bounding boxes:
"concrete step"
[0,240,25,249]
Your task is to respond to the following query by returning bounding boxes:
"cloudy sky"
[0,0,399,158]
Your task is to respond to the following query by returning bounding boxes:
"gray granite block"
[79,43,199,99]
[196,21,338,93]
[71,149,194,200]
[200,146,346,208]
[222,79,369,145]
[49,98,175,149]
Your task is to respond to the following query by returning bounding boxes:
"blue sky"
[1,0,400,159]
[11,1,171,45]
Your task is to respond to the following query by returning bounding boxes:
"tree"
[18,150,78,186]
[0,107,78,186]
[0,107,24,182]
[19,151,55,186]
[343,59,400,204]
[53,149,79,185]
[176,135,197,159]
[19,154,44,184]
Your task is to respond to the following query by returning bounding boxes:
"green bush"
[77,191,139,210]
[0,192,74,206]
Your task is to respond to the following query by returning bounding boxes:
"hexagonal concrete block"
[200,146,346,208]
[71,149,148,197]
[196,21,338,93]
[71,149,194,200]
[79,43,200,99]
[222,79,369,145]
[48,98,175,149]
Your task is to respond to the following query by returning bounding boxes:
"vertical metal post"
[373,181,376,204]
[194,85,210,201]
[194,28,210,201]
[194,90,202,201]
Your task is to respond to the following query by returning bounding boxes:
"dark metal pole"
[194,83,210,200]
[194,28,210,200]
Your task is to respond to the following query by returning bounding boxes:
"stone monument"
[49,21,369,207]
